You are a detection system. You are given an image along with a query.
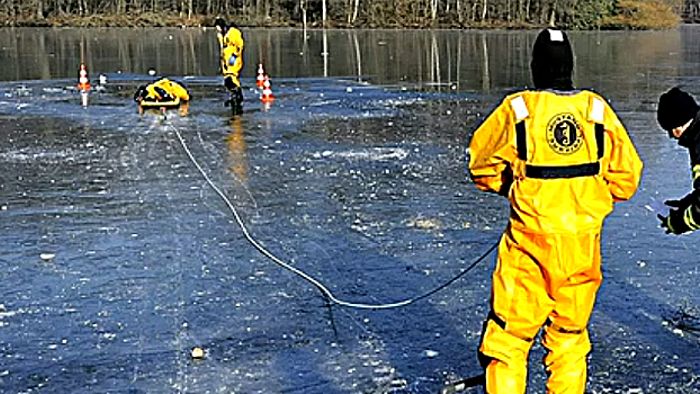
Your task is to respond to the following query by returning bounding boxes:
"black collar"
[678,111,700,148]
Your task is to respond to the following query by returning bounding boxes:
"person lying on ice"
[215,17,245,114]
[133,77,190,110]
[656,87,700,234]
[467,27,643,394]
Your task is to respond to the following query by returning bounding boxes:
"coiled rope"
[169,122,497,310]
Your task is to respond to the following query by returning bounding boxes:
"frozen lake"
[0,27,699,393]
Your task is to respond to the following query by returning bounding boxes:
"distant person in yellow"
[133,78,190,113]
[468,28,642,394]
[215,17,244,114]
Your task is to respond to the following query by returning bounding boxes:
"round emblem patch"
[546,113,583,155]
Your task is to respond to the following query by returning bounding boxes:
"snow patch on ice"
[312,147,408,161]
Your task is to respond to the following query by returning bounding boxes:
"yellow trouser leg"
[479,227,601,394]
[485,358,526,394]
[480,319,533,394]
[480,228,551,394]
[541,232,600,394]
[542,324,590,394]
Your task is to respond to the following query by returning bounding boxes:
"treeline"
[0,0,686,29]
[684,0,700,21]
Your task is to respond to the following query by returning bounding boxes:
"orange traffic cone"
[260,75,275,103]
[256,63,266,88]
[78,64,90,92]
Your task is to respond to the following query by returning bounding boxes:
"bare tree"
[352,0,360,23]
[345,0,360,24]
[300,0,307,30]
[0,0,683,29]
[549,0,558,25]
[35,0,43,18]
[322,0,327,26]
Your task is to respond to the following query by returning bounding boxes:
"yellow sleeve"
[222,45,244,78]
[153,78,170,91]
[145,83,159,100]
[169,81,190,101]
[468,99,518,194]
[225,29,244,57]
[600,101,643,202]
[151,78,190,102]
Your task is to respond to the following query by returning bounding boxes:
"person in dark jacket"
[656,87,700,234]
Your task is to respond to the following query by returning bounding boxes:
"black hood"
[678,110,700,148]
[530,28,574,91]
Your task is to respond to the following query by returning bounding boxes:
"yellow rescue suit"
[218,27,244,88]
[138,78,190,108]
[468,90,642,394]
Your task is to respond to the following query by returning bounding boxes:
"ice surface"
[0,76,698,393]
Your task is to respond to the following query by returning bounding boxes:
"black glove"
[657,209,689,235]
[665,195,694,209]
[664,190,700,211]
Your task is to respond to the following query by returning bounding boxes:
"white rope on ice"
[169,122,497,310]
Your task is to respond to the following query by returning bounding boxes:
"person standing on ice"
[467,28,642,393]
[215,17,245,115]
[656,87,700,234]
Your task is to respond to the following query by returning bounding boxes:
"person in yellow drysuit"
[215,17,245,115]
[133,77,190,113]
[468,28,643,394]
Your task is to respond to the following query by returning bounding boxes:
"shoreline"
[0,13,681,30]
